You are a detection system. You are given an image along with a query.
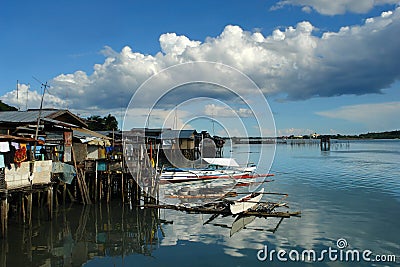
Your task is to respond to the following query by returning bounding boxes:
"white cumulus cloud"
[0,83,67,110]
[1,7,400,119]
[204,104,253,118]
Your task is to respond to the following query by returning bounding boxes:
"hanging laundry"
[11,142,20,149]
[4,145,15,169]
[14,146,27,167]
[0,154,5,168]
[0,141,10,152]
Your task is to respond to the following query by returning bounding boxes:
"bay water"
[2,140,399,266]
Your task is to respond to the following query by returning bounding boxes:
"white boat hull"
[230,188,264,215]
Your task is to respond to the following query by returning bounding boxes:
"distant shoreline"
[224,130,400,141]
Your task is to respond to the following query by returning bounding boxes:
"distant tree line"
[0,100,17,111]
[358,130,400,139]
[324,130,400,139]
[86,114,118,131]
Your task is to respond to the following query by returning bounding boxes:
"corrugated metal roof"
[41,117,79,128]
[72,127,111,140]
[0,109,87,127]
[160,129,196,139]
[0,110,59,123]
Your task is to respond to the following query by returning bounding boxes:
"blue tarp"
[52,162,76,184]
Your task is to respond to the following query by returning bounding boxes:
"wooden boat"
[229,188,264,215]
[160,158,273,183]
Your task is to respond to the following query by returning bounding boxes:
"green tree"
[0,100,17,111]
[86,114,118,131]
[104,114,118,131]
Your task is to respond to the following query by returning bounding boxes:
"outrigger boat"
[160,158,272,183]
[230,188,264,215]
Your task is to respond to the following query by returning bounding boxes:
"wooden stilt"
[99,175,103,202]
[1,197,8,238]
[37,192,41,207]
[55,183,59,208]
[27,193,32,226]
[0,236,7,266]
[21,193,26,224]
[47,186,53,220]
[94,162,98,203]
[76,171,85,204]
[67,187,75,202]
[74,175,78,201]
[121,172,125,203]
[107,172,111,203]
[63,183,67,205]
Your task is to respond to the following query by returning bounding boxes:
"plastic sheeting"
[52,162,76,184]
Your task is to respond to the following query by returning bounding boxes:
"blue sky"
[1,0,399,136]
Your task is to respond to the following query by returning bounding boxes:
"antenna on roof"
[16,80,20,110]
[173,105,178,130]
[31,76,49,163]
[32,76,50,94]
[26,83,29,111]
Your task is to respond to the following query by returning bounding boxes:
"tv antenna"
[26,83,30,110]
[32,76,50,94]
[16,80,20,110]
[31,76,50,162]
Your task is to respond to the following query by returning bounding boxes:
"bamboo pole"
[72,147,91,204]
[79,169,91,204]
[72,147,85,204]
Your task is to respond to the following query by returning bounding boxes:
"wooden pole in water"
[54,183,59,208]
[47,186,53,220]
[63,183,66,205]
[121,172,125,203]
[99,174,103,202]
[94,161,98,203]
[136,158,140,202]
[21,193,26,224]
[1,197,8,238]
[27,193,32,226]
[0,234,7,265]
[107,171,111,204]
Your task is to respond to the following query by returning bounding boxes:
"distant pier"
[320,136,331,151]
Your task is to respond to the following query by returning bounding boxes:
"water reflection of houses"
[2,203,163,267]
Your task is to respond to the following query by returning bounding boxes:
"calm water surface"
[2,140,399,266]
